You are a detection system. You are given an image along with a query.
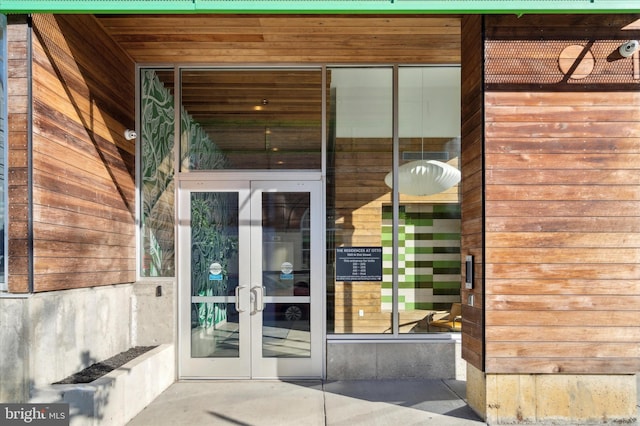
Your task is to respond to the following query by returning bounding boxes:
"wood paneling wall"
[6,17,30,293]
[332,137,391,332]
[22,14,136,292]
[460,15,485,371]
[484,14,640,374]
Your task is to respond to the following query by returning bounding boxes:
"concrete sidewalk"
[127,379,486,425]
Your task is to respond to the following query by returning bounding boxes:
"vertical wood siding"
[29,15,135,291]
[460,15,485,371]
[6,17,30,293]
[484,14,640,374]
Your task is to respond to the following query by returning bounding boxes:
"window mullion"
[392,65,399,336]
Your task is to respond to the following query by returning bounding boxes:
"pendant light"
[385,69,461,196]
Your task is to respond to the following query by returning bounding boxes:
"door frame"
[176,172,326,379]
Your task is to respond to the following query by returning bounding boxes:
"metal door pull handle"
[235,286,247,312]
[253,286,266,312]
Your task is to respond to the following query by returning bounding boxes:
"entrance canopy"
[1,0,638,14]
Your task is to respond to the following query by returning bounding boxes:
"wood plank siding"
[97,14,461,65]
[460,15,485,371]
[6,17,30,293]
[25,15,136,292]
[484,14,640,374]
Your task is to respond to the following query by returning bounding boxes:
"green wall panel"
[381,204,461,312]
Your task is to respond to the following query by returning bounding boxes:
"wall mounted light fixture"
[124,129,137,140]
[619,40,639,57]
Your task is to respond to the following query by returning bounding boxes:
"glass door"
[178,179,323,378]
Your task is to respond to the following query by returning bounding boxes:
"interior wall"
[332,136,461,333]
[29,14,136,291]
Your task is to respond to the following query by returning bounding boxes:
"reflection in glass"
[397,67,461,334]
[326,66,462,334]
[326,67,393,334]
[180,69,322,170]
[190,192,240,358]
[262,192,311,357]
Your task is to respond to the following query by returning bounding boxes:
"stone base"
[31,344,175,426]
[327,337,466,380]
[466,364,638,425]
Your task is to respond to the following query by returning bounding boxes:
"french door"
[178,179,323,378]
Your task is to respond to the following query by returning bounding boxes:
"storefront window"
[326,67,393,333]
[397,67,461,334]
[327,66,461,334]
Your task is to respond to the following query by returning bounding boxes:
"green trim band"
[1,0,639,14]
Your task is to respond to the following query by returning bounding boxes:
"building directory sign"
[335,247,383,282]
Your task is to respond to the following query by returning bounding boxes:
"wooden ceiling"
[96,14,461,64]
[97,14,461,166]
[179,69,323,125]
[99,13,461,122]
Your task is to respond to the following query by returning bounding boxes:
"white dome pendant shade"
[384,160,461,196]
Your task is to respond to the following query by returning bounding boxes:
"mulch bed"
[54,346,157,384]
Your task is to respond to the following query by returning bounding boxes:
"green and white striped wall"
[382,204,461,312]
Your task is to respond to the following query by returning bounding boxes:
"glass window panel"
[326,66,461,335]
[262,192,311,357]
[191,191,240,358]
[326,67,393,334]
[397,67,461,334]
[140,69,176,277]
[180,69,322,171]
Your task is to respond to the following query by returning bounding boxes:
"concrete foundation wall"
[31,344,175,426]
[0,285,134,403]
[0,296,29,402]
[326,338,466,381]
[131,280,176,347]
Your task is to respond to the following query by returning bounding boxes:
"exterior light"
[619,40,639,57]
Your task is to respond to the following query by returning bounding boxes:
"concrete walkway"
[127,379,486,425]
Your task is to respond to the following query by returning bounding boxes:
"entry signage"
[335,247,383,282]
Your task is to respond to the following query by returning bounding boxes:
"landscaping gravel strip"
[54,346,157,384]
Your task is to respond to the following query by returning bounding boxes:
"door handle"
[235,285,247,312]
[252,286,266,312]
